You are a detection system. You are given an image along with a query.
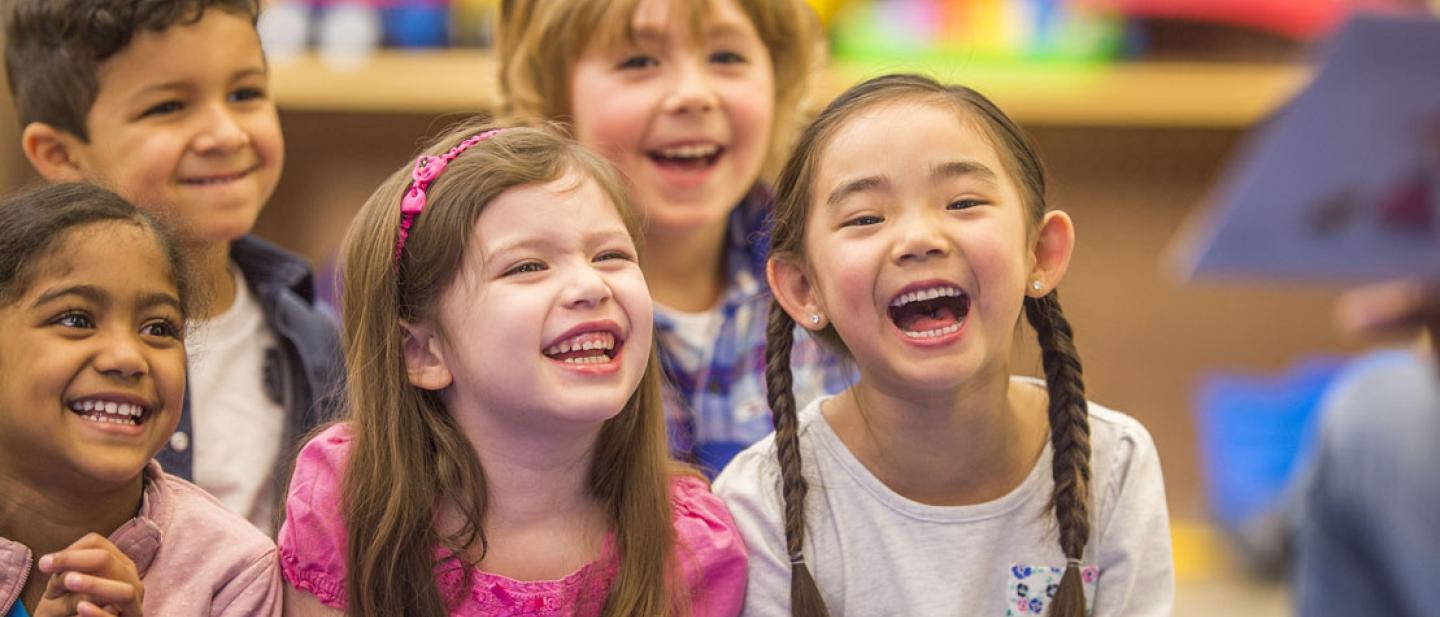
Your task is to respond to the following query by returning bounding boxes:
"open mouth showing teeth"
[648,144,723,171]
[888,285,970,339]
[68,399,148,426]
[542,331,619,365]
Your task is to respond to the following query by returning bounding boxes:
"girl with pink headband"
[278,121,747,617]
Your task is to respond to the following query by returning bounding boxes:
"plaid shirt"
[656,186,853,475]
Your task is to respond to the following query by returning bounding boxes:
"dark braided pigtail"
[765,301,832,617]
[1024,291,1093,617]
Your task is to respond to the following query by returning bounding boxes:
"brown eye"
[503,261,546,276]
[841,215,883,228]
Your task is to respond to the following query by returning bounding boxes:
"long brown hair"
[495,0,823,172]
[765,74,1094,617]
[338,119,682,616]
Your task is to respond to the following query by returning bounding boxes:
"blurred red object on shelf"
[1075,0,1424,39]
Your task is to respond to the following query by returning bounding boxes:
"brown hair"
[0,182,192,316]
[2,0,260,141]
[495,0,822,172]
[766,74,1093,617]
[337,119,686,616]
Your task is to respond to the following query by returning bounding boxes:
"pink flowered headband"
[394,128,507,265]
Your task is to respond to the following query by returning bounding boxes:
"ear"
[399,319,453,390]
[767,255,829,331]
[21,122,87,182]
[1028,210,1076,297]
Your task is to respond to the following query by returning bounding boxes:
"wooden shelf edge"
[271,50,1311,127]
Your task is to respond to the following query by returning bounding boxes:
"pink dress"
[278,424,747,616]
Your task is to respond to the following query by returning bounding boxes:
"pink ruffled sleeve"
[277,423,355,610]
[671,475,748,617]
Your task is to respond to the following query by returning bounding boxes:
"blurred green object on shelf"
[827,0,1128,64]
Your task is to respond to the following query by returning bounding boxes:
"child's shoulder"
[711,395,829,495]
[148,463,276,567]
[1083,399,1160,472]
[668,473,734,529]
[230,235,326,306]
[666,474,748,610]
[292,422,357,482]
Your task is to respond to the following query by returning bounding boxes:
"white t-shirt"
[713,379,1175,617]
[186,266,286,535]
[655,303,724,377]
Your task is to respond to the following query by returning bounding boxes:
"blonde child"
[3,0,344,535]
[278,122,746,616]
[497,0,852,473]
[0,183,279,617]
[714,75,1174,616]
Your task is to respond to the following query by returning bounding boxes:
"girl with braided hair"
[714,74,1173,616]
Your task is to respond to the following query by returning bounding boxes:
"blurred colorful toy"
[828,0,1128,63]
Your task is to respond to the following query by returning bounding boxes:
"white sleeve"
[1091,419,1175,617]
[713,448,796,617]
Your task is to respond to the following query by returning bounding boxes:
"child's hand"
[32,533,144,617]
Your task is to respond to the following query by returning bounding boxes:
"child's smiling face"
[0,221,186,491]
[568,0,774,238]
[780,100,1045,395]
[406,173,655,435]
[66,9,283,246]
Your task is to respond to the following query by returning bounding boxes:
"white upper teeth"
[544,331,617,356]
[69,399,144,417]
[890,286,963,307]
[657,144,718,159]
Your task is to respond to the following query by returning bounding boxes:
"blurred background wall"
[7,1,1438,613]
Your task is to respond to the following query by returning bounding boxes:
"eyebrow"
[931,160,999,185]
[825,160,1001,209]
[825,175,890,209]
[486,228,633,258]
[134,67,267,98]
[32,285,182,313]
[706,22,753,41]
[32,284,107,309]
[137,292,184,314]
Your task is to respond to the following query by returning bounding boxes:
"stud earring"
[809,314,822,326]
[1030,279,1044,292]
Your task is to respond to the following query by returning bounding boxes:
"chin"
[78,456,152,489]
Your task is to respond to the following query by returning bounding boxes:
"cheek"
[249,112,285,164]
[966,234,1031,314]
[728,85,774,147]
[810,237,880,318]
[570,76,644,150]
[615,271,655,340]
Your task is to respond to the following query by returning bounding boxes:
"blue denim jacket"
[155,235,344,489]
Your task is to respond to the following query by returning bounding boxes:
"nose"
[94,331,149,380]
[891,212,950,264]
[562,263,613,310]
[661,58,718,116]
[192,103,250,153]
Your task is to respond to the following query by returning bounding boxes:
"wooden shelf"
[270,50,1311,127]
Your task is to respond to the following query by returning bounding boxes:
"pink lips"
[178,165,255,186]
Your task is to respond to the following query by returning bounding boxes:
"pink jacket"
[0,461,280,616]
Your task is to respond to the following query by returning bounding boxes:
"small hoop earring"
[809,314,822,326]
